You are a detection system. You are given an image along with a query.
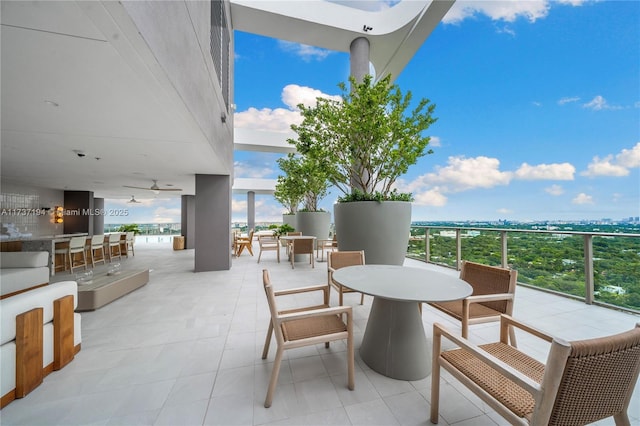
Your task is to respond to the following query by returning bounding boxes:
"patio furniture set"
[258,243,640,425]
[235,230,336,269]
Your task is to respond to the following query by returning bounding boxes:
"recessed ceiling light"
[166,183,174,187]
[44,100,59,107]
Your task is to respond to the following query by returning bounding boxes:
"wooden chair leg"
[613,412,631,426]
[262,320,273,359]
[16,308,43,398]
[265,347,284,408]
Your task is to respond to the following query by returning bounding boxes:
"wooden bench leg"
[16,308,43,398]
[54,295,75,370]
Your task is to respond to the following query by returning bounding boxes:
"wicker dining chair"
[257,234,280,263]
[428,260,518,345]
[431,315,640,426]
[327,250,365,306]
[289,237,314,269]
[261,269,354,408]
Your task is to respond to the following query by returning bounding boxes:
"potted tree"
[277,153,331,241]
[292,74,437,265]
[274,154,304,229]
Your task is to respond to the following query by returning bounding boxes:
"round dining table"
[332,264,472,380]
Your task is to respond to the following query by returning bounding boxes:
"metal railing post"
[584,234,594,304]
[500,231,508,268]
[425,227,430,263]
[455,228,462,271]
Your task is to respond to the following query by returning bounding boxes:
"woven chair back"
[547,326,640,426]
[292,238,314,255]
[328,251,365,270]
[460,261,516,313]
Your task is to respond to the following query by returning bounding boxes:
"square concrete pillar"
[194,174,231,271]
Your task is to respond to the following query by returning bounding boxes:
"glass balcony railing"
[408,225,640,314]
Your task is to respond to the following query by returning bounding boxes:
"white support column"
[349,37,371,192]
[350,37,370,83]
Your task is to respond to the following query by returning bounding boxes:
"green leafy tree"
[275,153,329,212]
[274,153,304,214]
[291,74,437,200]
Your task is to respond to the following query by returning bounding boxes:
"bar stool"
[68,236,88,273]
[54,241,70,272]
[90,234,106,267]
[107,233,122,262]
[125,232,135,257]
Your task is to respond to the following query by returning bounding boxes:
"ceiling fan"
[123,179,182,194]
[127,195,141,204]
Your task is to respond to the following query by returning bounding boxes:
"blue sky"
[108,0,640,224]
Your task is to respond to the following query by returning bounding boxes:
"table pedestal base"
[360,297,430,381]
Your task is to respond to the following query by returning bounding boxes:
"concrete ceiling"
[1,1,226,200]
[230,0,454,82]
[1,0,453,201]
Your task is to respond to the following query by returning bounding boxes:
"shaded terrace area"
[2,240,639,425]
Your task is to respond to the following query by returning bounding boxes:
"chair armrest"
[463,293,514,304]
[499,314,555,343]
[279,305,352,322]
[274,284,328,297]
[433,322,541,395]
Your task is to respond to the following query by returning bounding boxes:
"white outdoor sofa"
[0,280,81,408]
[0,251,50,299]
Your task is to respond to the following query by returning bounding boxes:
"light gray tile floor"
[2,241,638,425]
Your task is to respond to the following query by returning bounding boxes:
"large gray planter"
[334,201,411,265]
[295,211,331,240]
[282,214,296,229]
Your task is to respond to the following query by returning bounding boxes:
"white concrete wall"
[122,0,234,175]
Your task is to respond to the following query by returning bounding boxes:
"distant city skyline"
[106,0,639,224]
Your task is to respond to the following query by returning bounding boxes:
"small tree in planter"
[276,153,331,240]
[291,74,437,264]
[274,153,304,215]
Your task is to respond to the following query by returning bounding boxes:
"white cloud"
[234,161,275,179]
[234,85,340,133]
[429,136,442,147]
[444,0,551,24]
[572,193,594,205]
[497,208,514,214]
[232,198,247,214]
[545,184,564,196]
[233,107,301,133]
[616,142,640,168]
[405,156,512,194]
[278,41,332,62]
[582,143,640,177]
[281,84,341,110]
[558,96,580,105]
[514,162,575,180]
[582,155,629,177]
[413,188,447,206]
[583,95,622,111]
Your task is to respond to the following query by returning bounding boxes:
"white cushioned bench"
[0,281,81,408]
[0,252,50,299]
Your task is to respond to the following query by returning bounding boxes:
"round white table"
[332,264,472,380]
